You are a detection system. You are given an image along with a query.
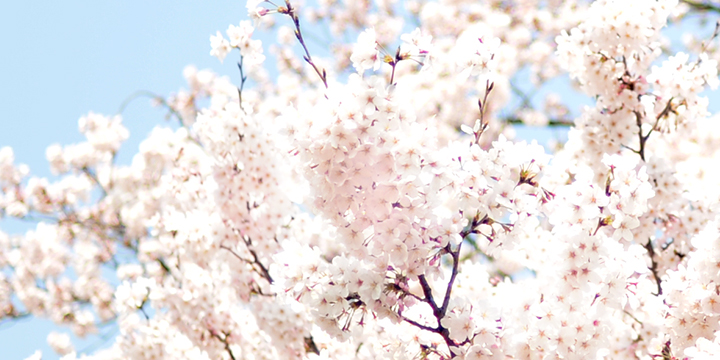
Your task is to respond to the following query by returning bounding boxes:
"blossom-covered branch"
[5,0,720,359]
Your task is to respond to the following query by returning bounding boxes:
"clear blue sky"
[0,2,259,358]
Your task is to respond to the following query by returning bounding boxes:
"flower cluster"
[5,0,720,359]
[211,20,265,66]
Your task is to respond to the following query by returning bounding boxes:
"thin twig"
[237,56,248,113]
[623,309,644,325]
[399,314,440,333]
[503,117,574,127]
[281,0,328,90]
[0,312,31,328]
[247,245,274,284]
[81,166,108,198]
[643,239,663,296]
[211,331,238,360]
[117,90,184,123]
[414,242,464,356]
[221,242,274,284]
[388,46,402,85]
[681,0,720,13]
[700,20,720,53]
[473,81,494,143]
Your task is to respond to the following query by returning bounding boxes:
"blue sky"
[0,2,258,358]
[0,2,255,178]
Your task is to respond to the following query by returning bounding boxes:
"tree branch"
[681,0,720,14]
[281,0,328,91]
[413,242,464,356]
[439,244,461,317]
[221,244,274,284]
[210,331,238,360]
[237,56,248,113]
[503,117,574,127]
[643,239,663,296]
[399,314,440,333]
[417,275,439,315]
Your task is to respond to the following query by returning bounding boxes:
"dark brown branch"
[630,97,674,162]
[220,244,250,263]
[281,0,328,90]
[474,81,494,143]
[399,314,440,333]
[304,336,320,355]
[633,110,647,162]
[387,46,405,85]
[247,245,273,284]
[414,242,464,356]
[417,275,439,314]
[210,331,238,360]
[643,239,663,296]
[237,56,248,112]
[439,244,461,317]
[220,244,274,284]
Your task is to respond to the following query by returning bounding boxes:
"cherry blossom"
[4,0,720,359]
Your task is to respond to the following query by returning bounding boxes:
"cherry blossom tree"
[4,0,720,359]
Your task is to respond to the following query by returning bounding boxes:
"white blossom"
[5,0,720,359]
